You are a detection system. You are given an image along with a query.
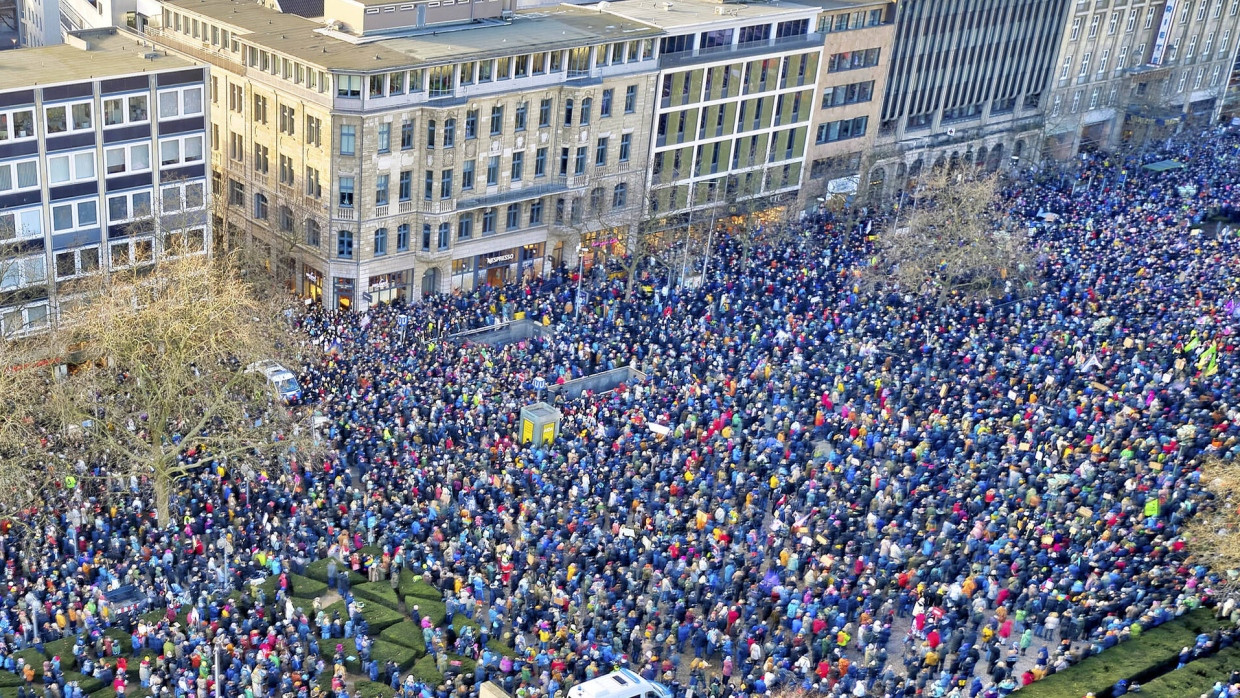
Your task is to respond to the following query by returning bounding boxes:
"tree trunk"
[154,472,171,526]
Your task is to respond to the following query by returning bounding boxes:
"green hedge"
[486,638,518,659]
[399,572,443,603]
[304,558,364,586]
[42,637,78,670]
[62,670,105,694]
[354,680,397,698]
[13,649,46,675]
[378,621,428,655]
[1019,609,1232,698]
[354,582,402,612]
[0,672,23,687]
[1138,645,1240,698]
[289,573,330,600]
[407,598,447,628]
[323,599,406,634]
[318,637,363,674]
[372,639,421,671]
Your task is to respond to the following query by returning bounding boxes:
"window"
[421,224,432,251]
[0,255,46,292]
[815,115,868,143]
[48,150,96,185]
[307,116,323,147]
[619,133,632,162]
[580,97,592,125]
[461,62,476,85]
[441,169,453,198]
[339,176,355,207]
[511,151,525,181]
[1089,87,1100,109]
[278,206,294,233]
[396,223,410,251]
[515,102,528,131]
[1108,11,1119,34]
[429,66,454,97]
[401,119,416,149]
[539,98,552,127]
[376,174,390,206]
[1145,6,1156,28]
[457,217,472,240]
[595,137,608,166]
[828,48,881,73]
[389,71,406,95]
[559,147,569,176]
[1070,16,1081,41]
[398,171,413,201]
[515,54,530,78]
[612,183,627,208]
[103,95,149,127]
[601,89,613,117]
[564,99,574,126]
[490,106,503,136]
[497,57,512,80]
[337,230,354,259]
[1117,45,1129,73]
[102,143,151,176]
[821,80,875,108]
[1186,34,1198,61]
[462,161,475,190]
[484,156,499,187]
[0,207,44,242]
[53,246,101,280]
[337,75,363,97]
[1088,14,1099,38]
[1126,9,1137,32]
[45,101,93,134]
[1197,0,1207,20]
[575,147,587,175]
[229,179,245,206]
[1221,30,1232,58]
[466,110,478,139]
[0,108,36,142]
[374,227,388,256]
[1079,52,1091,78]
[506,204,520,230]
[1205,32,1215,55]
[50,198,98,233]
[229,84,243,113]
[482,208,496,235]
[251,142,269,173]
[158,86,204,118]
[279,154,295,186]
[306,167,323,198]
[378,123,391,153]
[160,182,203,213]
[437,222,450,250]
[1060,56,1073,81]
[1098,48,1110,76]
[535,147,547,177]
[529,199,543,225]
[624,85,637,114]
[424,170,434,200]
[1071,90,1082,113]
[340,125,356,155]
[427,120,436,149]
[252,94,268,124]
[0,302,49,336]
[254,193,269,220]
[369,75,386,99]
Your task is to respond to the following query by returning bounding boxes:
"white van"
[568,670,673,698]
[245,360,303,403]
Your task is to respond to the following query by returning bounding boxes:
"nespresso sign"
[485,253,515,265]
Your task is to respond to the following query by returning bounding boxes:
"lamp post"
[573,245,586,323]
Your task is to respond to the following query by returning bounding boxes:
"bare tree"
[1185,457,1240,594]
[867,168,1037,303]
[0,248,314,526]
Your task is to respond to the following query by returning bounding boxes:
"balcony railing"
[659,33,824,69]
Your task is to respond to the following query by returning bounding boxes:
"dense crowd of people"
[5,127,1240,698]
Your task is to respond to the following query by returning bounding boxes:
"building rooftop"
[166,0,660,70]
[592,0,815,31]
[0,28,196,92]
[793,0,890,10]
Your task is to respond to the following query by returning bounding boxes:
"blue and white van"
[568,670,673,698]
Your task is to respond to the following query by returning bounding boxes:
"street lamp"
[573,245,586,323]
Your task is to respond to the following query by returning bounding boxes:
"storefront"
[304,266,324,302]
[452,257,477,293]
[580,228,624,272]
[451,245,542,289]
[366,271,410,305]
[519,242,545,280]
[333,276,354,309]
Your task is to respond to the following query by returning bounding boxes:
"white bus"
[567,670,673,698]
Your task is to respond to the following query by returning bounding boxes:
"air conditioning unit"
[713,6,725,14]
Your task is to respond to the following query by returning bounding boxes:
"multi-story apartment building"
[60,0,160,35]
[18,0,60,46]
[869,0,1071,198]
[0,28,209,337]
[595,0,823,226]
[800,0,894,204]
[149,0,658,308]
[1045,0,1240,157]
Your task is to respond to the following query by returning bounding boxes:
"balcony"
[145,26,242,73]
[659,33,824,70]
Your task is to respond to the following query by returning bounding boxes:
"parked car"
[245,360,302,403]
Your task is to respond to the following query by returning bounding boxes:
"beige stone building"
[150,0,658,307]
[1044,0,1240,158]
[800,0,894,205]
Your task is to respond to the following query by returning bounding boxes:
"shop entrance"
[485,265,509,287]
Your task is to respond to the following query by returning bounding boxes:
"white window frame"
[106,189,154,224]
[0,254,47,291]
[0,207,43,242]
[1211,64,1223,85]
[0,107,37,142]
[160,181,205,214]
[51,198,100,234]
[1116,45,1129,74]
[1193,66,1204,89]
[1,302,50,337]
[44,100,94,135]
[162,227,207,257]
[104,142,152,176]
[108,236,156,270]
[0,158,41,193]
[158,134,204,168]
[1221,30,1232,58]
[54,245,102,281]
[157,85,204,119]
[103,93,151,128]
[48,149,97,186]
